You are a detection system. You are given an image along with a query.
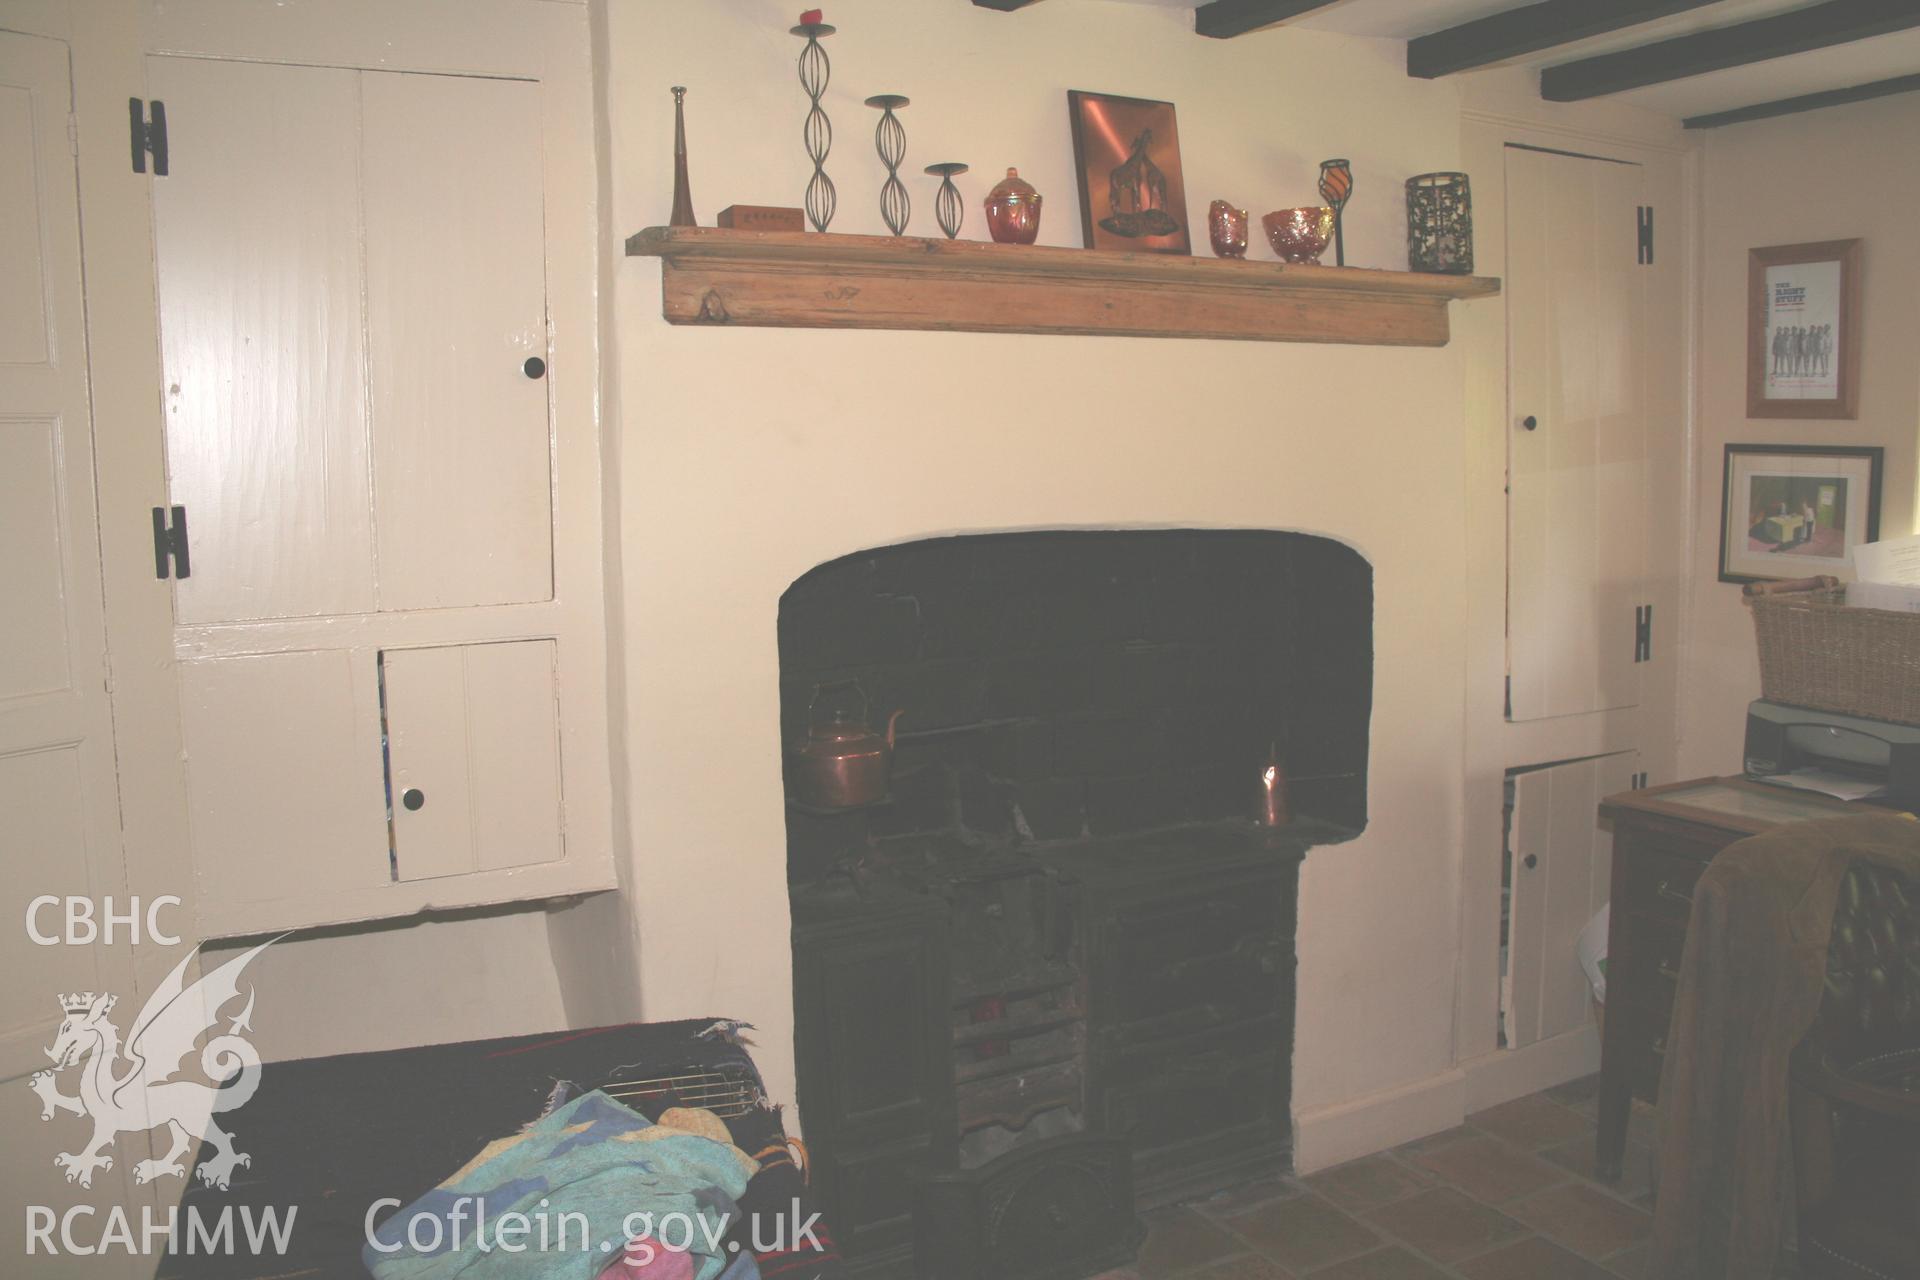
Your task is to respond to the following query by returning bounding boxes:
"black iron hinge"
[1634,604,1652,663]
[151,505,190,579]
[1636,205,1653,265]
[129,97,168,176]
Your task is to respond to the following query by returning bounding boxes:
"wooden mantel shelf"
[626,226,1500,347]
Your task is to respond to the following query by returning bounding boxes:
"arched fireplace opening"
[778,529,1372,1275]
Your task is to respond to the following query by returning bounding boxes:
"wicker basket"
[1745,577,1920,726]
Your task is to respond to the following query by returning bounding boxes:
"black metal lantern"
[1405,171,1473,275]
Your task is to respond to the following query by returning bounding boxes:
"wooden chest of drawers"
[1594,776,1894,1181]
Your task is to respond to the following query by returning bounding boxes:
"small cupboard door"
[148,57,374,625]
[177,650,391,906]
[1505,146,1648,722]
[148,55,555,623]
[362,71,552,613]
[1507,751,1638,1049]
[177,640,568,916]
[793,904,954,1264]
[383,641,564,882]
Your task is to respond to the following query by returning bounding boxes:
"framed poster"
[1718,444,1882,584]
[1746,239,1861,419]
[1066,90,1191,254]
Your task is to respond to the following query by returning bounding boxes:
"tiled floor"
[1098,1075,1670,1280]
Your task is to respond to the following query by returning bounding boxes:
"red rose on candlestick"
[800,9,822,24]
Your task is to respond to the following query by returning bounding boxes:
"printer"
[1745,699,1920,812]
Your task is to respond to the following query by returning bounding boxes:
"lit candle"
[1260,759,1289,827]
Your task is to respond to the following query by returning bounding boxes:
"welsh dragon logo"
[28,940,273,1191]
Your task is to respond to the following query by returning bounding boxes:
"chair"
[1789,858,1920,1279]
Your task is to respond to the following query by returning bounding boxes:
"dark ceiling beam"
[1541,0,1920,102]
[1407,0,1721,80]
[1683,71,1920,128]
[971,0,1042,10]
[1195,0,1342,40]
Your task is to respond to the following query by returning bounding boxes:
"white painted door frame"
[1456,110,1694,1113]
[0,23,159,1273]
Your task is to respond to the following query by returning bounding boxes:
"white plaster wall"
[1677,94,1920,779]
[604,0,1482,1147]
[202,910,571,1061]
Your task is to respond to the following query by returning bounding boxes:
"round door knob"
[402,788,426,812]
[1523,853,1538,869]
[523,356,547,380]
[1522,414,1538,431]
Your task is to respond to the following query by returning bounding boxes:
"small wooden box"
[717,204,805,232]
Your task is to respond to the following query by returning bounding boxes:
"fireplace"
[781,531,1371,1277]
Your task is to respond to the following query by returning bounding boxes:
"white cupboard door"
[384,641,563,882]
[176,650,391,906]
[1506,147,1647,722]
[1507,751,1638,1049]
[0,30,134,1077]
[151,57,557,626]
[147,56,376,624]
[363,72,554,612]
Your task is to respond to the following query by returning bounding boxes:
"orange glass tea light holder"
[1262,206,1335,265]
[1208,200,1249,259]
[984,168,1043,245]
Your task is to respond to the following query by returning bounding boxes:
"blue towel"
[365,1091,756,1280]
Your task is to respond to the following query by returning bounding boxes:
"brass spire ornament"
[669,86,696,228]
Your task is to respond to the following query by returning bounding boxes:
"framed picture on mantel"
[1066,90,1191,255]
[1746,239,1861,419]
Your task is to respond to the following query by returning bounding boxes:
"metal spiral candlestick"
[866,95,910,236]
[925,162,967,239]
[793,17,836,231]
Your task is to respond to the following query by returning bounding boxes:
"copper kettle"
[788,682,904,810]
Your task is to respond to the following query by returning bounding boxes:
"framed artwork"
[1746,239,1861,419]
[1718,444,1882,584]
[1066,90,1191,254]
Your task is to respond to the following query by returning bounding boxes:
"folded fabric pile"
[364,1091,757,1280]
